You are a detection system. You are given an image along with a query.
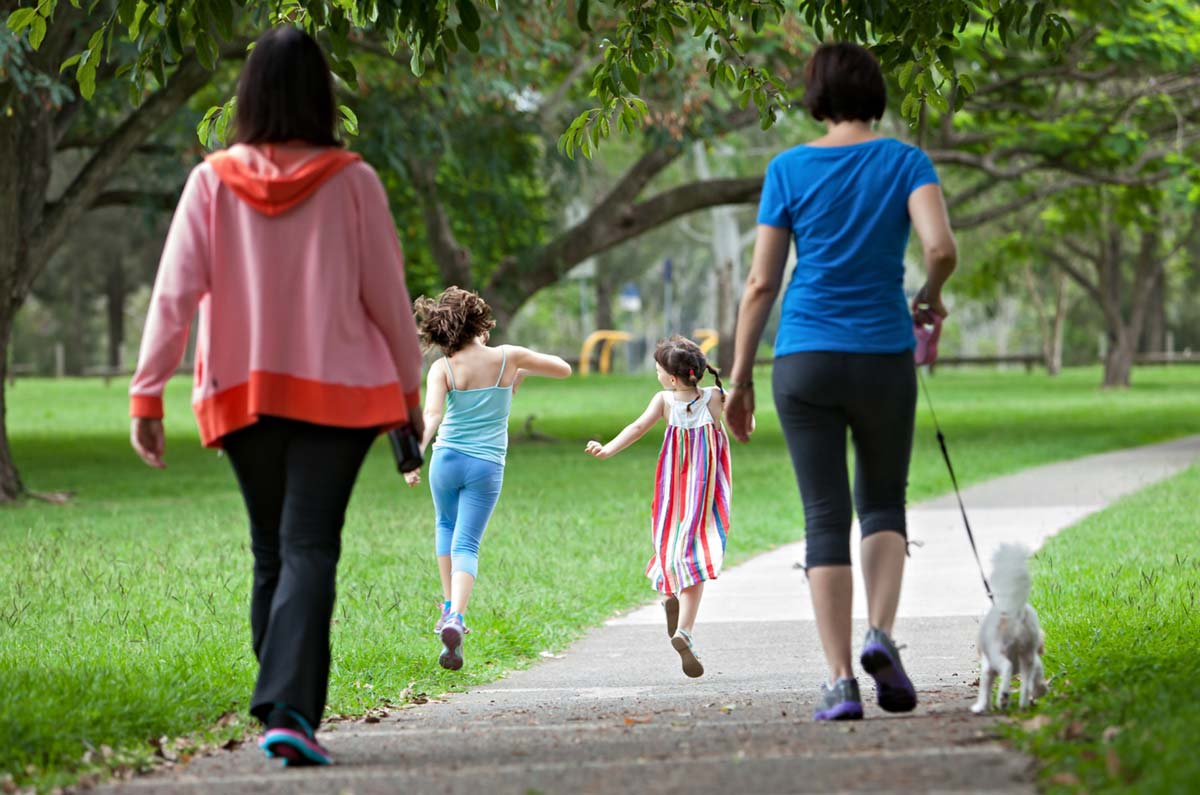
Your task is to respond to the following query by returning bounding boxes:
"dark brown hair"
[654,336,724,412]
[414,286,496,354]
[232,26,340,147]
[802,42,887,124]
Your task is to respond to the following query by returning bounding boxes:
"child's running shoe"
[813,677,864,721]
[433,601,471,636]
[663,595,679,638]
[258,705,332,766]
[860,626,918,713]
[439,611,466,671]
[670,628,704,678]
[433,601,450,634]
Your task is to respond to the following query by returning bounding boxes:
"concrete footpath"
[100,435,1200,795]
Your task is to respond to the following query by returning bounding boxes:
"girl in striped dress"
[586,336,732,677]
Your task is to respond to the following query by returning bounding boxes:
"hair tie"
[689,368,695,377]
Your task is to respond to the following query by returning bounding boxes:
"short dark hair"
[802,42,887,124]
[232,26,340,147]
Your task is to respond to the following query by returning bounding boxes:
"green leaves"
[196,96,236,150]
[339,104,359,136]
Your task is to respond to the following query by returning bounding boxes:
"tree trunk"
[1048,272,1067,376]
[1103,328,1136,388]
[106,262,126,369]
[594,272,614,331]
[66,269,86,375]
[1140,273,1166,353]
[0,65,57,501]
[716,257,736,375]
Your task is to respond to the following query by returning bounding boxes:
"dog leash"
[914,313,994,603]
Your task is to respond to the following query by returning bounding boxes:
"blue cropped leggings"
[429,447,505,578]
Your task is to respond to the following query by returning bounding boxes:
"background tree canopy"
[7,0,1199,503]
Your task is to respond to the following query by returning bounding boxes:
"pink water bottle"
[913,311,942,366]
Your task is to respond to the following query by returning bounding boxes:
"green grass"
[1013,464,1200,795]
[2,365,1200,790]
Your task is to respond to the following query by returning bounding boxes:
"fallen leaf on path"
[1049,772,1081,786]
[539,651,564,659]
[719,704,736,714]
[623,715,653,725]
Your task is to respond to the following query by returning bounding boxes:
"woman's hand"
[912,284,949,326]
[585,440,612,459]
[131,418,166,469]
[404,469,422,488]
[725,386,756,443]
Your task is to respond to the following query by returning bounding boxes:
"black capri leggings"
[772,351,916,568]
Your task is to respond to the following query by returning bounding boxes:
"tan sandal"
[671,628,704,678]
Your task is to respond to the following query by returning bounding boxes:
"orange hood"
[206,144,362,217]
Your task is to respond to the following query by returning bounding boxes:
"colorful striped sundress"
[647,387,732,595]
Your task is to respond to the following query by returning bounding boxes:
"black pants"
[223,417,376,729]
[772,351,916,568]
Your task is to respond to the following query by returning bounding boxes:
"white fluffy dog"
[971,544,1049,713]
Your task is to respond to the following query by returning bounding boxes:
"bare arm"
[403,360,448,488]
[726,224,790,443]
[730,225,789,386]
[908,183,958,318]
[586,393,664,459]
[508,345,572,381]
[418,359,449,453]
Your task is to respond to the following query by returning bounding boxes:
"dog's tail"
[989,543,1032,616]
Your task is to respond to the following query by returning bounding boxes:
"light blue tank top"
[432,346,513,466]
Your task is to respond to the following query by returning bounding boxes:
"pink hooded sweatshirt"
[130,144,423,447]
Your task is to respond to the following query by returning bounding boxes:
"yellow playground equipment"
[580,329,720,375]
[692,328,719,356]
[579,330,633,375]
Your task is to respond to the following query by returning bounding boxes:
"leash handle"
[913,310,943,366]
[918,370,994,603]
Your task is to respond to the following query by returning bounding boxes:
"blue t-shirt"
[757,137,939,356]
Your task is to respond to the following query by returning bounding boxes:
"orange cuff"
[404,388,421,410]
[130,394,164,419]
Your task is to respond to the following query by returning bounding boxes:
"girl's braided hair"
[413,286,496,355]
[653,335,725,412]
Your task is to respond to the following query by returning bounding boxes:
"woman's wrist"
[729,377,754,389]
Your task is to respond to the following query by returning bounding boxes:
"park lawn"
[2,365,1200,790]
[1013,463,1200,795]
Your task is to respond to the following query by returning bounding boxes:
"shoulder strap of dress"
[495,346,508,388]
[443,356,457,391]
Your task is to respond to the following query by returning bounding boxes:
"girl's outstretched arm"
[586,393,664,460]
[405,359,449,488]
[508,346,572,383]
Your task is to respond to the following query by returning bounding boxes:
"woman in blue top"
[726,42,958,722]
[406,287,571,670]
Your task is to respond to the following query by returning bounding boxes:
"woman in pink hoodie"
[129,27,424,767]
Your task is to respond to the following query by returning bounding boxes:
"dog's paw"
[970,702,989,715]
[996,692,1011,710]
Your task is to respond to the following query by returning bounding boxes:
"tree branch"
[1046,249,1103,311]
[407,156,473,288]
[30,57,212,279]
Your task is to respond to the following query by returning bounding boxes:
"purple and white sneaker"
[860,626,918,713]
[439,611,465,671]
[814,677,863,721]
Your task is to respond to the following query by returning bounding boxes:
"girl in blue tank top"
[406,287,572,671]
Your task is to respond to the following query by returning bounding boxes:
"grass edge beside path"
[1011,464,1200,795]
[4,367,1200,792]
